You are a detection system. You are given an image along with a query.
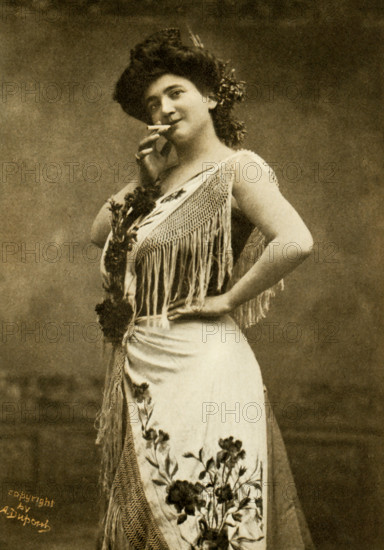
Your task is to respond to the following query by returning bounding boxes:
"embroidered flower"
[157,429,170,444]
[160,188,186,203]
[197,525,230,549]
[216,436,246,467]
[143,428,157,441]
[165,480,204,515]
[132,382,150,402]
[214,483,234,504]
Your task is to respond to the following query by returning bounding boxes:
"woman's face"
[143,74,217,144]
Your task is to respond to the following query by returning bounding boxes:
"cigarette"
[147,124,171,132]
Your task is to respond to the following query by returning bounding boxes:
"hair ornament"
[187,26,205,49]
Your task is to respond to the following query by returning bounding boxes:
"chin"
[169,131,189,145]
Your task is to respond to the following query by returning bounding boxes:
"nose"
[160,96,176,119]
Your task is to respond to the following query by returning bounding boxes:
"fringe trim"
[100,489,124,550]
[94,345,125,498]
[231,280,285,330]
[228,229,285,330]
[137,195,233,329]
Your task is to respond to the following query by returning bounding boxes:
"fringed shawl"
[119,148,284,340]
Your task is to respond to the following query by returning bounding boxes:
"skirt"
[96,314,315,550]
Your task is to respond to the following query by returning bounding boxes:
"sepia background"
[0,1,383,548]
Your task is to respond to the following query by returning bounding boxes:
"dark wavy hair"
[113,28,246,147]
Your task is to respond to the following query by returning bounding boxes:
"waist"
[135,289,226,319]
[133,311,239,332]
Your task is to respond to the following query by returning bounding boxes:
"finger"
[170,307,186,315]
[136,147,154,159]
[168,308,185,315]
[168,304,189,315]
[168,316,181,322]
[138,134,160,149]
[169,298,186,307]
[167,310,182,320]
[167,308,184,318]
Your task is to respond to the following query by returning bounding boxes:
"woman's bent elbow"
[90,223,106,249]
[283,229,313,260]
[298,230,314,258]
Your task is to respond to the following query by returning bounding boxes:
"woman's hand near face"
[136,122,173,184]
[91,124,174,248]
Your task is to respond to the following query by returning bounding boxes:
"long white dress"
[95,150,315,550]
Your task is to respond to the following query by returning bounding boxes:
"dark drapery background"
[1,1,383,548]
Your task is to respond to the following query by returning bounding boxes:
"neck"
[174,123,226,165]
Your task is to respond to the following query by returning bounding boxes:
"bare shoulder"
[230,149,278,194]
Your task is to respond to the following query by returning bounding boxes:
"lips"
[169,119,182,125]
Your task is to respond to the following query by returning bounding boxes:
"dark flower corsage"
[95,180,162,345]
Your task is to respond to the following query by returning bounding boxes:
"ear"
[207,94,218,110]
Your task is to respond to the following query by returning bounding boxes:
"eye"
[170,89,183,98]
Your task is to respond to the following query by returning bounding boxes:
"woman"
[91,28,315,550]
